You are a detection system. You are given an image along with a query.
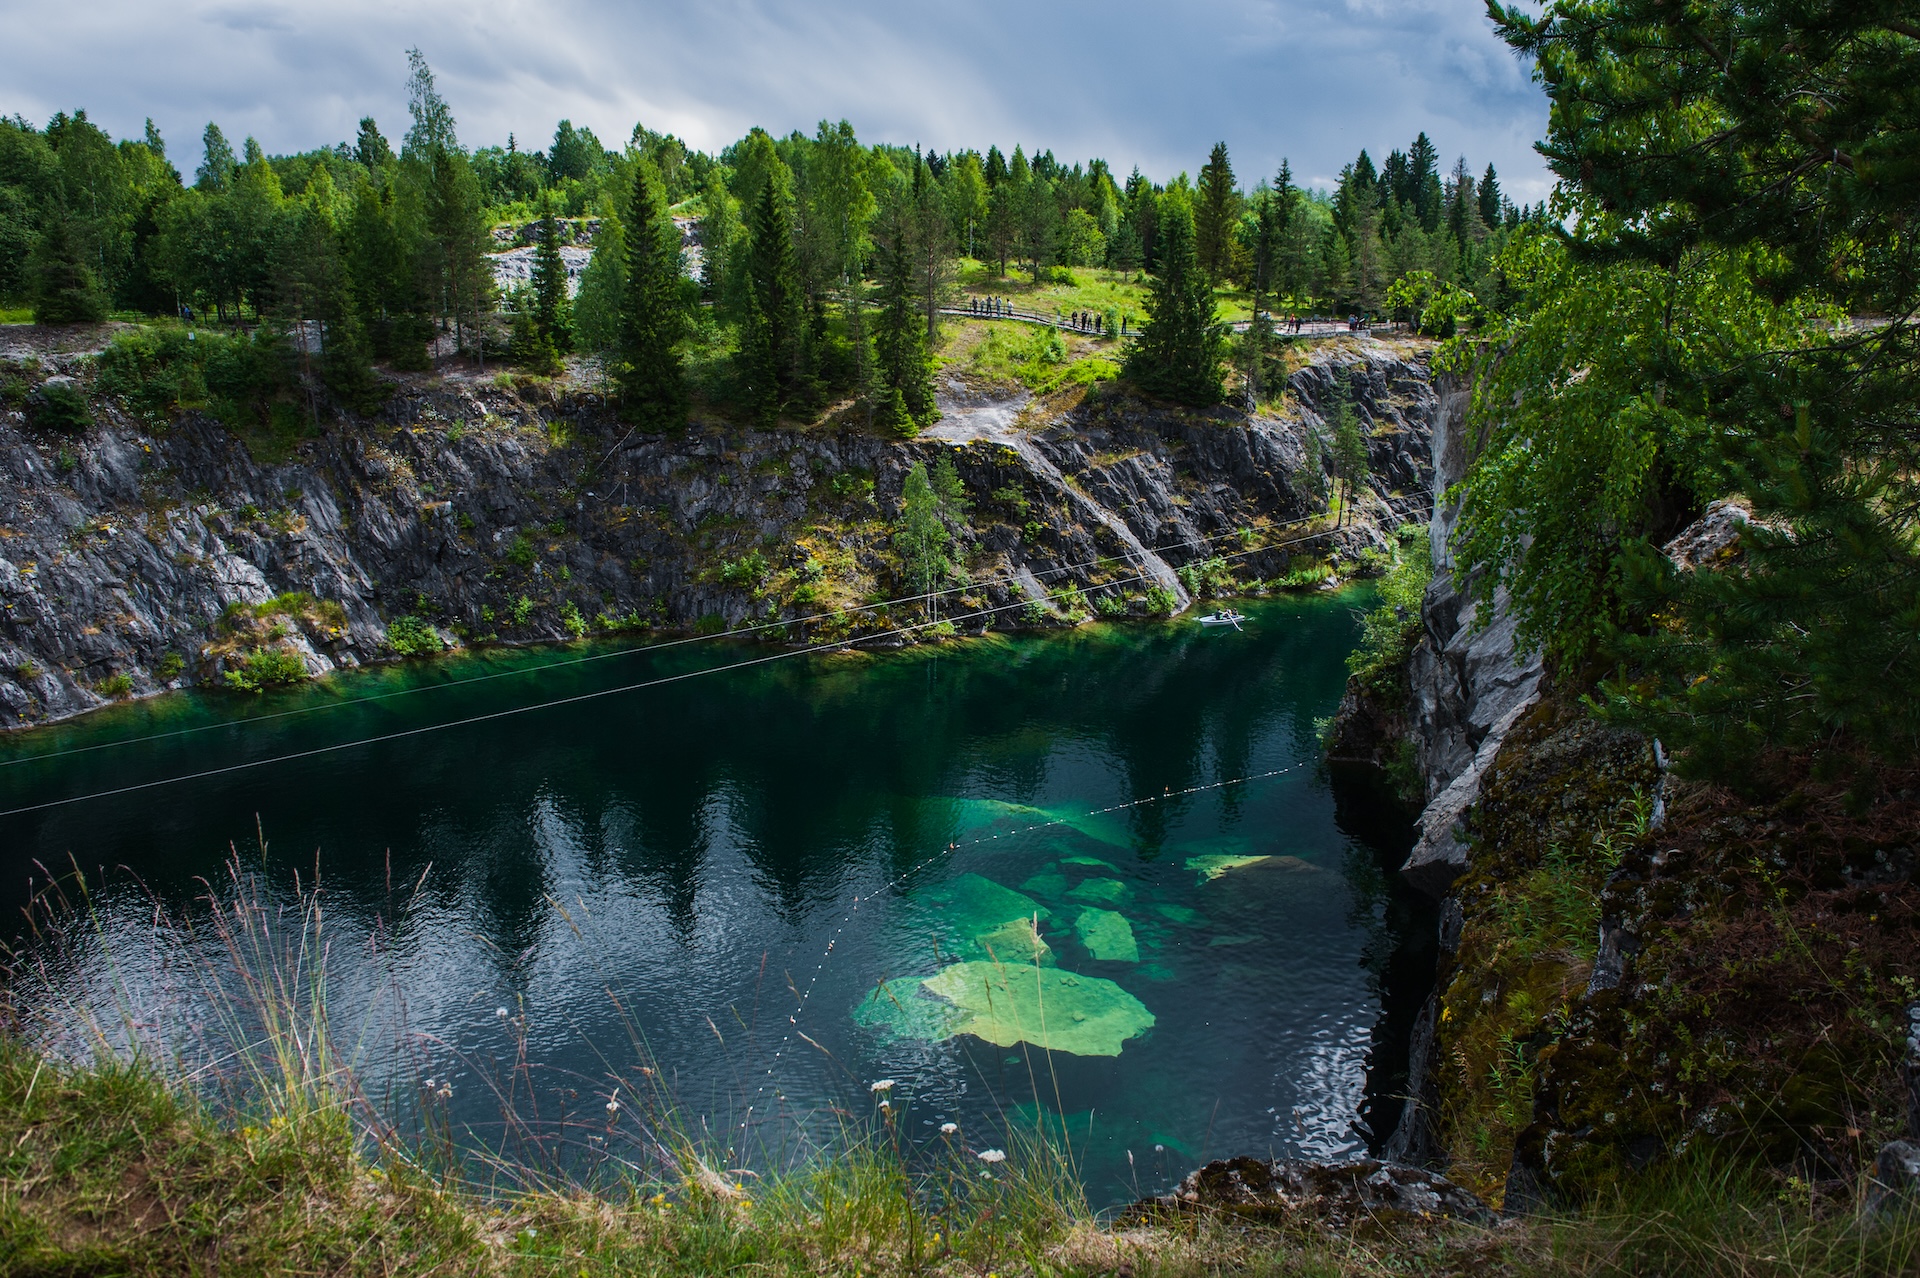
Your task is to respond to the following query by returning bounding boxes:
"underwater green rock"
[1067,877,1131,905]
[1061,855,1119,871]
[1074,908,1140,962]
[1186,853,1272,883]
[920,962,1155,1056]
[1154,904,1202,925]
[852,975,965,1041]
[1019,871,1069,899]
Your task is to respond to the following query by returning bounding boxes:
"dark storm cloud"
[1,0,1549,197]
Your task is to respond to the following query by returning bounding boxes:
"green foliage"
[1123,189,1223,406]
[1176,556,1234,600]
[222,648,309,693]
[28,217,107,323]
[529,191,571,352]
[1461,0,1920,776]
[154,652,185,680]
[96,672,134,698]
[717,551,768,589]
[1347,525,1433,693]
[510,595,534,625]
[894,461,951,597]
[505,533,535,566]
[384,614,443,657]
[1141,585,1179,615]
[614,157,686,429]
[27,379,91,433]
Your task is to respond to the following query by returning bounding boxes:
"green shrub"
[96,672,133,698]
[694,614,727,635]
[223,648,309,693]
[1177,556,1234,599]
[1093,592,1126,618]
[154,652,185,680]
[28,380,91,433]
[1347,526,1433,694]
[506,534,535,566]
[1142,585,1180,615]
[511,596,535,625]
[718,551,768,589]
[385,615,444,657]
[559,600,586,638]
[1275,562,1333,591]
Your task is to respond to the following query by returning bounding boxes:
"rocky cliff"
[0,331,1435,729]
[1355,366,1920,1214]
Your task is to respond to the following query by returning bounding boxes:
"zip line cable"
[0,508,1353,771]
[0,525,1338,821]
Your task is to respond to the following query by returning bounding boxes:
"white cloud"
[0,0,1550,199]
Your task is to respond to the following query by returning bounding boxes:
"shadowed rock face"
[1138,1155,1490,1230]
[1399,375,1545,898]
[0,339,1436,729]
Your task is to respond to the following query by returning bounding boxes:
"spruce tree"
[530,191,569,352]
[614,158,685,429]
[872,189,934,437]
[745,165,808,411]
[1123,190,1223,406]
[1196,143,1241,280]
[30,217,108,323]
[1474,0,1920,772]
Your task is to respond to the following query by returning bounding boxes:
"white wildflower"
[976,1148,1007,1164]
[939,1122,958,1135]
[496,1006,509,1019]
[869,1079,896,1093]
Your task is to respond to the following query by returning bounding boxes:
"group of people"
[968,296,1010,317]
[1067,310,1111,334]
[963,295,1128,337]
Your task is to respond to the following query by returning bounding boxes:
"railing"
[942,305,1405,341]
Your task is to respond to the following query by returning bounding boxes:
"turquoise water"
[0,593,1429,1205]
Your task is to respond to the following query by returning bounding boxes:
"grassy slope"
[5,1037,1919,1277]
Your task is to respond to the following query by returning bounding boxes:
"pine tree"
[530,191,570,352]
[1194,142,1240,284]
[1477,0,1920,772]
[872,187,934,437]
[745,163,808,411]
[1123,189,1223,406]
[614,158,685,429]
[1407,132,1442,231]
[30,216,108,323]
[1477,163,1503,230]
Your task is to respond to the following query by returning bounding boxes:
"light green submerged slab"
[852,975,966,1041]
[1020,871,1069,900]
[920,962,1154,1056]
[1067,877,1131,905]
[1061,855,1119,871]
[1154,904,1202,925]
[921,873,1051,933]
[1074,908,1139,962]
[1186,853,1272,883]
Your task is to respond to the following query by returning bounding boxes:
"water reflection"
[2,593,1428,1205]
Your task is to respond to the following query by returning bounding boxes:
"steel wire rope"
[0,522,1348,820]
[737,760,1313,1137]
[0,507,1354,770]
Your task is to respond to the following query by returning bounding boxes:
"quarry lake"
[0,592,1432,1207]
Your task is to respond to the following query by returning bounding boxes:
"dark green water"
[0,594,1430,1205]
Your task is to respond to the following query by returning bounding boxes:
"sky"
[0,0,1552,201]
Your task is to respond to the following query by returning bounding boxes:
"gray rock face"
[1399,375,1544,896]
[1141,1155,1490,1229]
[0,340,1435,729]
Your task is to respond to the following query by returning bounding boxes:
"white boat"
[1197,609,1246,629]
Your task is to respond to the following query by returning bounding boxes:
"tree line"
[1,48,1535,430]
